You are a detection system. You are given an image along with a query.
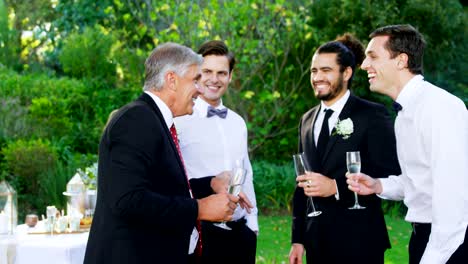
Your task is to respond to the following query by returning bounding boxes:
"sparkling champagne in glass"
[293,153,322,217]
[347,151,366,210]
[213,160,246,230]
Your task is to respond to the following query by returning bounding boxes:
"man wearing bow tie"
[175,40,258,264]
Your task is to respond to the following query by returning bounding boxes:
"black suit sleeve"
[189,176,215,198]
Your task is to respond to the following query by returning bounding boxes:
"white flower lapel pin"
[333,118,354,139]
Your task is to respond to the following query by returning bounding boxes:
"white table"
[0,224,89,264]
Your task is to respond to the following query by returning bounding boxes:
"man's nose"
[312,71,323,82]
[361,57,370,70]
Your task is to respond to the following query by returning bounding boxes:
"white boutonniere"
[334,118,354,139]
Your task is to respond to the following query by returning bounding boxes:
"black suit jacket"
[84,93,200,264]
[291,94,401,259]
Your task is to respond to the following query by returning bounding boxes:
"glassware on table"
[46,206,57,235]
[213,159,246,230]
[346,151,366,210]
[69,215,81,232]
[293,153,322,217]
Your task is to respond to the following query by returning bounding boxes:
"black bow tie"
[207,106,228,118]
[392,101,403,113]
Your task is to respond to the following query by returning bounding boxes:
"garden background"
[0,0,466,263]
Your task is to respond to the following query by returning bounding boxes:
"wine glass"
[213,160,246,230]
[292,153,322,217]
[347,151,366,210]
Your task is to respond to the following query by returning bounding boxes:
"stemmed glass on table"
[347,151,366,210]
[213,160,246,230]
[293,153,322,217]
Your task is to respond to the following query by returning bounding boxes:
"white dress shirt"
[313,90,351,144]
[144,91,199,254]
[175,97,259,232]
[313,90,350,200]
[378,75,468,264]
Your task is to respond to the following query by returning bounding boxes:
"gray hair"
[143,43,203,91]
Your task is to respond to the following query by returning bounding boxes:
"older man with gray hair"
[84,43,239,264]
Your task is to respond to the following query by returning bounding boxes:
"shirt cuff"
[334,179,339,200]
[246,214,259,233]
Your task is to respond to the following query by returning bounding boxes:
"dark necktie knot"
[323,108,334,119]
[207,106,228,118]
[392,101,403,113]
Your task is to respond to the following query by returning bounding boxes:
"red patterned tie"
[170,124,203,257]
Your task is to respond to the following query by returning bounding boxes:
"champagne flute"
[213,160,246,230]
[347,151,366,210]
[293,153,322,217]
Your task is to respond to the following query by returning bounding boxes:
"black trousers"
[409,223,467,264]
[305,247,384,264]
[199,219,257,264]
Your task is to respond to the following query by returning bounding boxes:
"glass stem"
[354,192,359,206]
[309,197,317,212]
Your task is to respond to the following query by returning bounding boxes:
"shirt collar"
[395,75,424,110]
[144,91,173,129]
[194,97,226,117]
[320,89,350,114]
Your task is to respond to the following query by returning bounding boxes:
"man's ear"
[397,53,409,70]
[228,71,233,83]
[166,71,177,91]
[343,66,353,82]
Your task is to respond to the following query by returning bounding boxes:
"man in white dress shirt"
[347,24,468,264]
[175,40,258,264]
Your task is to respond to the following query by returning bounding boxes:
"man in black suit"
[84,43,239,264]
[289,34,401,264]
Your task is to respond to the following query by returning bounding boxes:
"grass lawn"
[256,215,411,263]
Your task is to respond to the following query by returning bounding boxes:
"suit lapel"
[321,95,356,164]
[138,93,186,178]
[301,106,321,171]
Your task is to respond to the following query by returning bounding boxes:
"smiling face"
[199,55,232,107]
[310,53,350,105]
[361,36,400,97]
[171,64,202,116]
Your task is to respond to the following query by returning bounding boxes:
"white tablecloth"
[0,225,89,264]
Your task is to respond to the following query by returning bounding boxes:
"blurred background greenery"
[0,0,466,225]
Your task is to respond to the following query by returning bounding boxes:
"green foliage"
[0,96,28,139]
[3,0,57,72]
[28,96,73,139]
[1,139,58,212]
[0,67,138,154]
[307,0,467,106]
[38,157,91,215]
[58,26,117,84]
[253,160,296,214]
[0,0,20,69]
[33,162,72,218]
